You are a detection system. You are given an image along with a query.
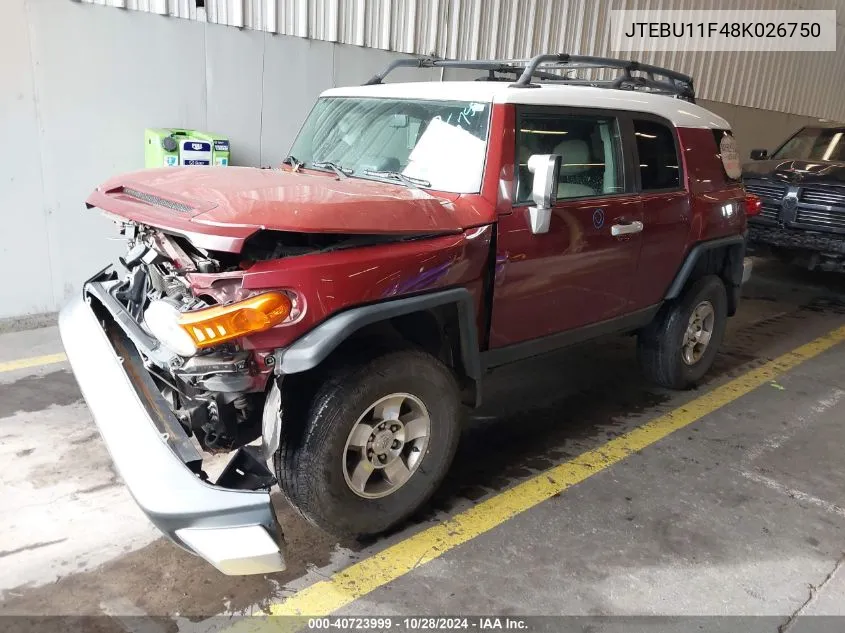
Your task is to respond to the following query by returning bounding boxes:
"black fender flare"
[273,287,482,381]
[664,235,747,309]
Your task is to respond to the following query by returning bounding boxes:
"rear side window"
[634,120,681,191]
[515,110,625,203]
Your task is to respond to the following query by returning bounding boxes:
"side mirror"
[750,149,768,160]
[526,154,560,234]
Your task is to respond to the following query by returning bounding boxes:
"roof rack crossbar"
[364,58,435,85]
[364,57,548,85]
[363,53,695,101]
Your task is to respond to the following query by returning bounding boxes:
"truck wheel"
[275,349,461,537]
[638,275,727,390]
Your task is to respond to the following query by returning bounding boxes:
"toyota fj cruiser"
[60,54,755,575]
[744,122,845,271]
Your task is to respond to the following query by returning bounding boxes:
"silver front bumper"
[59,294,285,575]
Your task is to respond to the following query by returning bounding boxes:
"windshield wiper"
[281,154,303,170]
[312,161,352,179]
[363,169,431,188]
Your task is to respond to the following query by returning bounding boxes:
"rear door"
[489,107,643,349]
[628,117,692,309]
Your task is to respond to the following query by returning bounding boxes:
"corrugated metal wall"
[76,0,845,119]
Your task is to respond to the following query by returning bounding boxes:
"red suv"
[61,54,755,575]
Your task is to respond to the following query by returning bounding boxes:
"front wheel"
[275,349,461,537]
[638,275,728,390]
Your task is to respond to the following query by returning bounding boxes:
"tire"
[638,275,727,390]
[275,349,461,537]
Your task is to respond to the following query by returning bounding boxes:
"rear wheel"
[638,275,727,389]
[275,349,461,537]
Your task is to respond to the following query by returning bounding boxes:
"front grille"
[795,186,845,232]
[800,186,845,208]
[745,180,786,224]
[795,208,845,231]
[745,180,786,201]
[122,187,192,213]
[759,204,780,222]
[745,180,845,233]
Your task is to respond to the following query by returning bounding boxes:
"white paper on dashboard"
[403,117,486,193]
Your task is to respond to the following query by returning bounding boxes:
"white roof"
[322,81,729,130]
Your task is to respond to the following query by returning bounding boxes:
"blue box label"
[184,141,211,152]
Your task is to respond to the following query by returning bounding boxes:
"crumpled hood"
[743,159,845,186]
[88,167,488,251]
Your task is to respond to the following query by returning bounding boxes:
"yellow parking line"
[243,323,845,624]
[0,352,67,374]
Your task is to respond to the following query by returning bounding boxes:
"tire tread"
[275,348,460,536]
[638,275,727,390]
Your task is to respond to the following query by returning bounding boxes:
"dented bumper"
[59,292,285,575]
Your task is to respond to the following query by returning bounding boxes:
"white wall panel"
[259,36,334,166]
[205,25,265,167]
[27,0,209,311]
[76,0,845,120]
[0,0,55,319]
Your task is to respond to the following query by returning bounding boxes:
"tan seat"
[517,133,545,201]
[553,139,596,199]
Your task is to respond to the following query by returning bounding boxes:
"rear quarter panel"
[678,127,747,243]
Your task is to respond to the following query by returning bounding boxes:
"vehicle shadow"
[421,260,845,519]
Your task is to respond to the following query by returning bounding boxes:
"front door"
[489,107,642,349]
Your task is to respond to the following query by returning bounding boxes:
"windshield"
[772,127,845,162]
[288,97,491,193]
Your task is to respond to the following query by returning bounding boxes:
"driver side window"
[515,111,624,203]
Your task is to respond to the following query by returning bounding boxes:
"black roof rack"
[364,53,695,103]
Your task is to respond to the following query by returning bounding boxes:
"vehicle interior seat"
[553,139,600,198]
[516,132,545,202]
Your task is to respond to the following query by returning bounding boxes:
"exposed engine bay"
[95,220,432,456]
[102,222,268,453]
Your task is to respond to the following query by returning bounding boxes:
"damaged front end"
[60,222,292,575]
[92,223,292,455]
[62,166,478,575]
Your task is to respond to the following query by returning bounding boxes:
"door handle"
[611,220,644,237]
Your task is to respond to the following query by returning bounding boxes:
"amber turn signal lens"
[744,193,763,217]
[177,292,292,349]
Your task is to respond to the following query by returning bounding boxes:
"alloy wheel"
[682,300,715,365]
[342,393,431,499]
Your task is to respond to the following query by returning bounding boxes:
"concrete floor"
[2,259,845,630]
